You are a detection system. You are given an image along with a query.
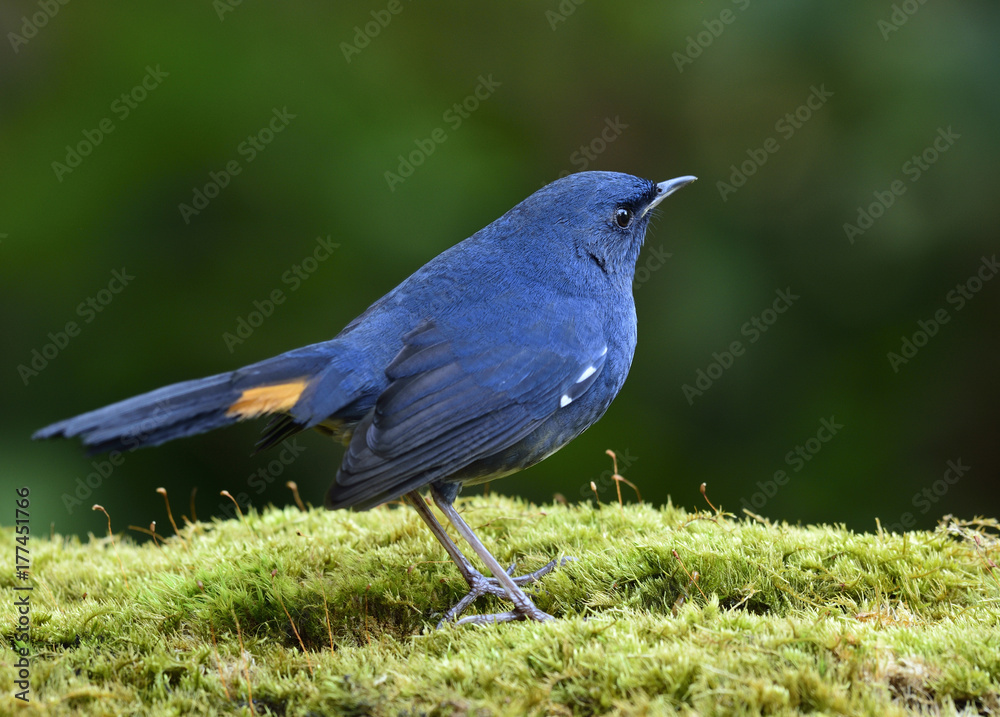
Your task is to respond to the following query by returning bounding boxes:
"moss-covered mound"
[2,496,999,715]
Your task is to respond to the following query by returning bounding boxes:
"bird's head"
[499,171,696,285]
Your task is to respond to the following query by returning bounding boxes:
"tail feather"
[33,342,372,456]
[255,415,301,453]
[254,414,348,454]
[32,373,243,455]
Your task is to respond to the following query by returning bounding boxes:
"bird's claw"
[436,557,576,628]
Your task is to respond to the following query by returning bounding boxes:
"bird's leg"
[428,486,569,626]
[404,491,504,591]
[404,489,573,626]
[404,491,524,625]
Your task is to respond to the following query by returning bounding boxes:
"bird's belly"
[446,380,619,487]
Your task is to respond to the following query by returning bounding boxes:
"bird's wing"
[326,317,608,509]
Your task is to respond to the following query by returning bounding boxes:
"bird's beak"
[642,175,697,217]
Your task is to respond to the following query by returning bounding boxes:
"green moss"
[2,497,999,715]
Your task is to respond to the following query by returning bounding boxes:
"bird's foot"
[436,557,576,628]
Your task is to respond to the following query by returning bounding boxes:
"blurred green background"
[2,1,998,538]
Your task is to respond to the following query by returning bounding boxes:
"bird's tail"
[32,345,350,455]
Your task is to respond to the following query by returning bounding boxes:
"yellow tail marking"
[227,379,309,419]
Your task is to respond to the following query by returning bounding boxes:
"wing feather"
[326,319,609,509]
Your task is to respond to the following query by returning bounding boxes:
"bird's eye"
[614,208,633,228]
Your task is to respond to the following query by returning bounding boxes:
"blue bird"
[34,170,696,625]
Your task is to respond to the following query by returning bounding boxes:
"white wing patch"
[558,345,609,410]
